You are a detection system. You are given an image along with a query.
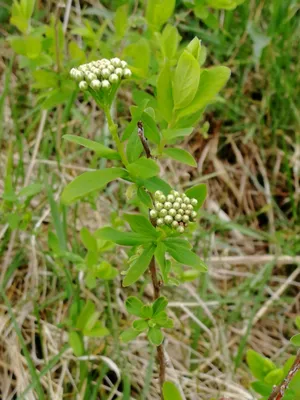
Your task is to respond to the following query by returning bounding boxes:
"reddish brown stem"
[268,349,300,400]
[149,257,166,396]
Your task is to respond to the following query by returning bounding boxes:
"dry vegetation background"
[0,0,299,399]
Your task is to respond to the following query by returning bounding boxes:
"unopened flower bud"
[172,220,179,228]
[175,214,182,221]
[150,209,157,219]
[111,57,121,67]
[176,197,183,204]
[182,215,189,223]
[155,191,163,199]
[178,209,184,215]
[101,68,110,78]
[191,198,198,206]
[159,195,166,203]
[177,226,184,233]
[167,194,175,202]
[191,211,197,219]
[181,203,187,210]
[169,208,176,217]
[155,202,163,210]
[164,202,172,210]
[159,209,167,217]
[187,204,193,210]
[164,215,173,224]
[183,197,191,204]
[115,67,123,77]
[185,209,191,216]
[121,60,127,68]
[123,68,132,78]
[109,73,119,83]
[173,202,180,210]
[102,80,111,89]
[79,81,88,90]
[157,218,164,226]
[90,79,102,90]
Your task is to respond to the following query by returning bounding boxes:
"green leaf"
[18,183,43,198]
[125,296,144,317]
[32,70,58,89]
[161,24,181,60]
[126,124,144,163]
[186,37,202,64]
[141,304,153,319]
[69,331,84,357]
[120,328,140,343]
[155,242,168,283]
[173,50,200,110]
[63,135,120,160]
[123,244,156,287]
[93,261,118,280]
[146,0,175,31]
[114,4,128,39]
[163,148,197,167]
[180,269,201,282]
[42,88,73,109]
[148,327,164,346]
[162,127,194,141]
[127,157,160,179]
[164,242,207,271]
[251,381,273,396]
[295,316,300,330]
[157,63,174,123]
[96,227,152,246]
[163,381,182,400]
[84,321,109,337]
[142,110,161,145]
[142,176,172,195]
[133,319,148,332]
[246,350,276,380]
[185,183,207,210]
[152,297,168,316]
[177,66,231,119]
[164,237,192,249]
[137,187,153,208]
[61,168,126,204]
[80,227,97,252]
[76,300,95,331]
[291,334,300,346]
[123,214,158,238]
[264,369,284,385]
[124,38,150,77]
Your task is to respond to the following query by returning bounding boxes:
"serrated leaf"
[123,244,156,287]
[163,148,197,167]
[63,135,120,160]
[61,168,126,204]
[173,50,200,110]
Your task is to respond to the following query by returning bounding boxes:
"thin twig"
[268,350,300,400]
[137,121,152,158]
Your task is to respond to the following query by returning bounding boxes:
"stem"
[268,349,300,400]
[149,257,166,395]
[104,107,128,167]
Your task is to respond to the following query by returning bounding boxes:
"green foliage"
[163,381,182,400]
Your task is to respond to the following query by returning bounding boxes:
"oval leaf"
[163,382,182,400]
[123,244,156,287]
[63,135,120,160]
[163,148,197,167]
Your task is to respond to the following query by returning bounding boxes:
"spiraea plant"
[63,38,230,397]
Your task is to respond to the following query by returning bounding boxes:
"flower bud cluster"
[150,190,198,233]
[69,58,132,92]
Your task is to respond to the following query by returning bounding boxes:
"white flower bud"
[90,79,102,90]
[167,194,175,202]
[159,209,167,217]
[108,65,115,73]
[75,70,84,81]
[164,215,173,224]
[109,73,119,83]
[187,204,193,210]
[175,214,182,221]
[86,72,97,82]
[183,197,191,204]
[70,68,77,78]
[159,195,166,203]
[123,68,132,78]
[155,190,163,199]
[191,211,197,219]
[182,215,189,223]
[111,57,121,67]
[169,208,176,217]
[172,220,179,228]
[155,202,163,210]
[115,67,123,77]
[178,209,184,215]
[102,80,111,89]
[164,202,172,210]
[157,218,164,226]
[121,60,127,68]
[181,203,187,210]
[173,202,180,210]
[79,81,88,90]
[177,226,185,233]
[91,67,99,75]
[185,209,191,216]
[101,68,110,78]
[176,197,183,204]
[150,209,157,218]
[191,198,198,206]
